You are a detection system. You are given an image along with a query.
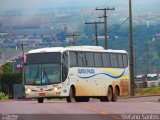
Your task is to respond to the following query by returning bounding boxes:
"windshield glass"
[25,64,61,85]
[147,76,158,81]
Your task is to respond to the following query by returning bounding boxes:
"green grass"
[119,87,160,99]
[135,87,160,96]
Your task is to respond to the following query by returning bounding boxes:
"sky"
[0,0,159,12]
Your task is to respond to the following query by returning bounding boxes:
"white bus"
[24,46,130,103]
[147,74,160,87]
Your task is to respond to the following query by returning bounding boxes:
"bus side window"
[110,53,118,68]
[62,51,68,82]
[94,53,102,67]
[118,54,123,68]
[86,52,94,67]
[78,52,86,67]
[69,51,77,67]
[122,54,128,68]
[102,53,110,67]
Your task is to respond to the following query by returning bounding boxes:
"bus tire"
[107,86,113,102]
[66,87,76,102]
[37,98,44,103]
[100,87,113,102]
[112,87,119,102]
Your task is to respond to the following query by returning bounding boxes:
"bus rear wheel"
[112,87,119,102]
[37,98,44,103]
[66,87,76,102]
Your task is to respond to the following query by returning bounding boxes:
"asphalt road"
[0,96,160,120]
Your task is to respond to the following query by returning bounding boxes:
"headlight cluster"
[54,86,61,91]
[26,88,31,93]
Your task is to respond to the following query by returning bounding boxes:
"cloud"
[0,0,159,12]
[0,0,107,11]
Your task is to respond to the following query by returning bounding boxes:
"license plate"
[39,93,45,96]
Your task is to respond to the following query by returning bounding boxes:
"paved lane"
[0,96,159,120]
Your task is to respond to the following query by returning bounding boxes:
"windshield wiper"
[34,66,40,80]
[43,68,50,84]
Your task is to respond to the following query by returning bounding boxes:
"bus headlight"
[54,87,61,91]
[54,87,58,91]
[26,88,31,93]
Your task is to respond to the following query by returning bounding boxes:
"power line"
[121,15,160,30]
[108,17,129,33]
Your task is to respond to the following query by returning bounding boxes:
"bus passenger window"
[123,54,128,68]
[118,54,123,68]
[78,52,86,66]
[110,54,118,68]
[86,52,94,67]
[102,53,110,67]
[70,52,77,66]
[94,53,102,67]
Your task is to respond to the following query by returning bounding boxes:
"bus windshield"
[25,64,61,85]
[147,76,158,81]
[24,52,62,85]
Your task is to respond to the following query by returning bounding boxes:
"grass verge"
[135,86,160,96]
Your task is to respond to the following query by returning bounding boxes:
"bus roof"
[28,46,127,54]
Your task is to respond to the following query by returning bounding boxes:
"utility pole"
[146,42,149,74]
[129,0,135,96]
[85,21,104,46]
[67,34,80,46]
[96,7,115,49]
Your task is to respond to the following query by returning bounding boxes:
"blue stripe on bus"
[77,70,125,79]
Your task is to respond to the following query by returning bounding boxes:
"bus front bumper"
[25,89,62,98]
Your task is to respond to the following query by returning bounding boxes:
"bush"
[0,72,23,97]
[0,92,9,99]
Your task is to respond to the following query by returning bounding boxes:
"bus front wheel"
[66,87,76,102]
[37,98,44,103]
